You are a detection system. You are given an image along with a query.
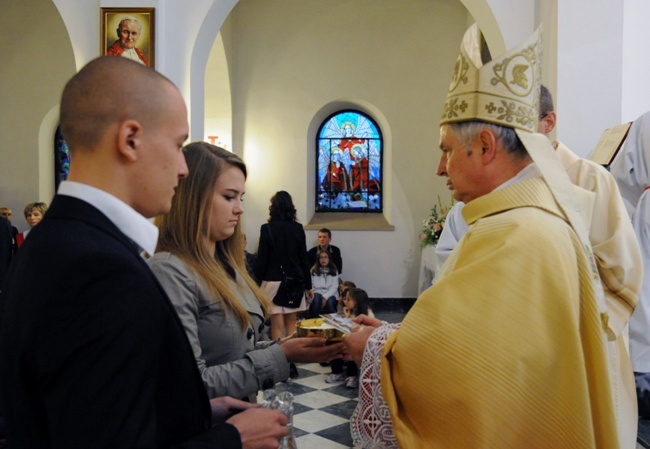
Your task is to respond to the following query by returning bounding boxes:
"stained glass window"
[316,111,382,212]
[54,126,70,190]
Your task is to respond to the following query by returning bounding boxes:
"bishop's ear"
[476,128,498,162]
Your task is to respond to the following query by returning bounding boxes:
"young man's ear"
[116,120,142,162]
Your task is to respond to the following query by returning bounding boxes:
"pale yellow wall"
[205,31,233,150]
[209,0,470,297]
[0,0,75,231]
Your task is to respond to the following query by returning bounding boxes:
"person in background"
[336,280,356,314]
[242,233,259,285]
[0,208,18,256]
[610,110,650,421]
[308,249,339,318]
[0,216,12,292]
[150,142,344,401]
[0,56,288,449]
[254,191,313,379]
[434,201,467,266]
[307,228,343,274]
[344,25,619,448]
[327,287,370,389]
[15,202,48,249]
[342,287,369,319]
[436,84,642,447]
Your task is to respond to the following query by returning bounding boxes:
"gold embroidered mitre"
[441,24,542,133]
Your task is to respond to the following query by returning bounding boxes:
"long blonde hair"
[155,142,271,329]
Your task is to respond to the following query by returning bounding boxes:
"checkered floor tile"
[260,362,360,448]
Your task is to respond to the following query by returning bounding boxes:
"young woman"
[308,249,339,318]
[149,142,343,400]
[254,191,313,377]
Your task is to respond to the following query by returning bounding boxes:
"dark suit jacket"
[0,195,241,448]
[254,220,311,290]
[0,216,12,291]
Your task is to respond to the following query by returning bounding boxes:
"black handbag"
[267,224,305,308]
[275,275,305,308]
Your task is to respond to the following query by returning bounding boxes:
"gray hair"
[449,120,529,160]
[117,17,142,35]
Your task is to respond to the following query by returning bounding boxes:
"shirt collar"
[495,162,541,191]
[57,181,158,255]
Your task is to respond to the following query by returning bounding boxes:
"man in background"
[307,227,343,274]
[0,216,12,292]
[0,208,17,256]
[611,110,650,421]
[0,56,287,449]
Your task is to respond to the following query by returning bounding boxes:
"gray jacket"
[149,252,289,401]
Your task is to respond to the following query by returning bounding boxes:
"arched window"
[54,126,70,190]
[316,110,382,212]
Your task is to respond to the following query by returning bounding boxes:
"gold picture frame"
[101,7,155,68]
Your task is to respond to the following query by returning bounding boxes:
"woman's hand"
[279,337,346,364]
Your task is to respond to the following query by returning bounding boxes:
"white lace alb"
[350,323,400,449]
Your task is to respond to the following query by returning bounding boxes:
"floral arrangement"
[418,195,455,248]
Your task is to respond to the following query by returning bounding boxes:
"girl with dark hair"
[343,287,370,318]
[308,250,339,318]
[254,191,313,377]
[326,287,371,389]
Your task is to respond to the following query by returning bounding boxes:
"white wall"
[556,0,624,157]
[621,0,650,123]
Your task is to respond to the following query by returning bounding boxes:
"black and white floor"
[260,303,409,448]
[266,362,360,448]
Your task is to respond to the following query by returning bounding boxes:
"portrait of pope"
[102,10,154,67]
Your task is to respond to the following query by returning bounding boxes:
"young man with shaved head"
[0,57,288,449]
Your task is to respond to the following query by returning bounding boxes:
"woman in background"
[254,191,313,378]
[150,143,342,399]
[16,202,48,248]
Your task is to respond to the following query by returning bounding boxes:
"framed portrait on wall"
[101,7,154,67]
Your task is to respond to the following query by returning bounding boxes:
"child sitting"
[336,280,356,315]
[326,287,370,389]
[308,250,339,318]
